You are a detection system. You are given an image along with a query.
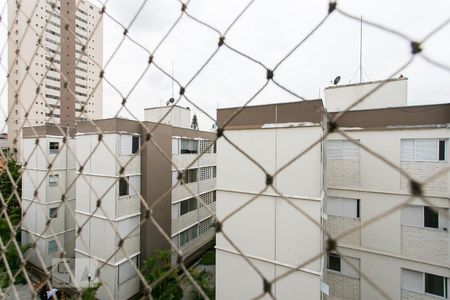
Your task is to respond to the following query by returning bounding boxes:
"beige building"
[8,0,103,158]
[215,78,449,299]
[324,79,449,300]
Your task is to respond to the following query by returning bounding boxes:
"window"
[132,136,139,154]
[119,177,128,196]
[48,240,57,253]
[402,205,446,229]
[401,139,447,161]
[180,198,197,216]
[179,230,189,247]
[49,175,59,187]
[327,253,340,272]
[180,139,198,154]
[49,141,59,154]
[179,225,199,247]
[424,206,439,229]
[118,256,139,285]
[119,134,135,156]
[326,197,359,219]
[181,169,197,185]
[327,140,360,160]
[49,207,58,218]
[425,273,448,297]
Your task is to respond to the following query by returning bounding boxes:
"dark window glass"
[119,177,128,196]
[49,141,59,153]
[190,225,198,239]
[439,140,446,161]
[328,254,341,272]
[425,273,446,297]
[424,206,439,228]
[132,136,139,154]
[356,199,360,218]
[49,207,58,218]
[182,169,197,184]
[180,200,189,216]
[189,198,197,210]
[180,198,197,216]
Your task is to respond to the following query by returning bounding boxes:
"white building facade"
[215,101,326,299]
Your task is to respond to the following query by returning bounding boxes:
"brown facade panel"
[217,100,324,130]
[139,122,173,260]
[331,103,450,129]
[60,0,76,127]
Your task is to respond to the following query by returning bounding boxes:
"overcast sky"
[1,0,450,131]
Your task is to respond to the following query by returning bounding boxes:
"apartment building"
[215,101,326,299]
[8,0,103,158]
[323,78,450,300]
[21,125,77,271]
[21,106,216,299]
[215,77,449,299]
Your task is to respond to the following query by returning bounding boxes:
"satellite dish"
[166,97,175,106]
[333,76,341,85]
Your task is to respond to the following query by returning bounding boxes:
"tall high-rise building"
[7,0,103,158]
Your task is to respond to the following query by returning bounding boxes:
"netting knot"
[326,238,337,252]
[266,69,274,80]
[265,174,273,186]
[215,221,222,233]
[263,278,272,294]
[218,36,225,47]
[328,1,337,14]
[410,41,422,54]
[216,127,224,138]
[409,180,422,196]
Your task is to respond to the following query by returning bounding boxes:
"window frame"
[49,141,59,154]
[181,168,198,185]
[131,135,140,154]
[49,207,58,219]
[425,273,448,298]
[119,177,129,197]
[401,139,447,162]
[48,240,57,253]
[327,253,341,272]
[424,206,439,229]
[49,174,59,187]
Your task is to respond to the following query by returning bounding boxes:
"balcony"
[172,153,216,170]
[172,178,216,201]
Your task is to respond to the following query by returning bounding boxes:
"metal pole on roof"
[359,15,363,83]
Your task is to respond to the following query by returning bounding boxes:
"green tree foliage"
[191,114,199,130]
[141,250,182,300]
[0,156,27,288]
[189,268,215,300]
[81,282,102,300]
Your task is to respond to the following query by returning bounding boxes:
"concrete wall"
[216,125,324,299]
[324,78,407,112]
[144,106,191,129]
[326,127,449,299]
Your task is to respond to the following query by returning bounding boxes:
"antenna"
[166,61,175,106]
[359,15,363,83]
[171,61,174,98]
